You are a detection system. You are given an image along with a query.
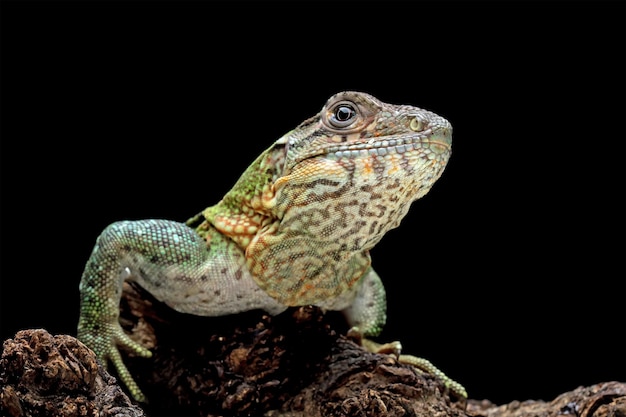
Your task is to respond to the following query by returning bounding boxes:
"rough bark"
[1,282,624,417]
[0,329,144,417]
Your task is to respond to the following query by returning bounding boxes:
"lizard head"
[270,91,452,248]
[279,91,451,176]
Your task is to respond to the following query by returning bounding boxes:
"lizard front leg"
[77,219,286,402]
[339,267,468,399]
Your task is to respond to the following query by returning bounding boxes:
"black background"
[1,0,624,406]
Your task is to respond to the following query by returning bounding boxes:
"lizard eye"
[329,103,357,128]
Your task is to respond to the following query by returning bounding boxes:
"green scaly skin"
[77,91,466,402]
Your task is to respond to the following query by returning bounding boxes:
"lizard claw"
[358,335,467,399]
[397,353,468,399]
[361,337,403,358]
[78,319,151,402]
[347,327,402,357]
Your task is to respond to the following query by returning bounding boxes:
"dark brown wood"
[1,282,624,417]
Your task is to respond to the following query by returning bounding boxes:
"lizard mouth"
[283,134,451,176]
[323,132,451,160]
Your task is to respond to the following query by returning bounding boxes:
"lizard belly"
[128,255,287,317]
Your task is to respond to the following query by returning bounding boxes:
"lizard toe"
[398,353,468,399]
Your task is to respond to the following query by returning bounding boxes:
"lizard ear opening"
[274,131,292,145]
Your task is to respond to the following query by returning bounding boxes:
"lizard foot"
[77,319,152,402]
[359,336,468,399]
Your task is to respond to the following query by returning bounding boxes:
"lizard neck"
[202,146,285,249]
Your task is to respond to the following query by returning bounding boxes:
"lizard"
[76,91,465,403]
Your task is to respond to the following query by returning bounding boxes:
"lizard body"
[77,91,464,403]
